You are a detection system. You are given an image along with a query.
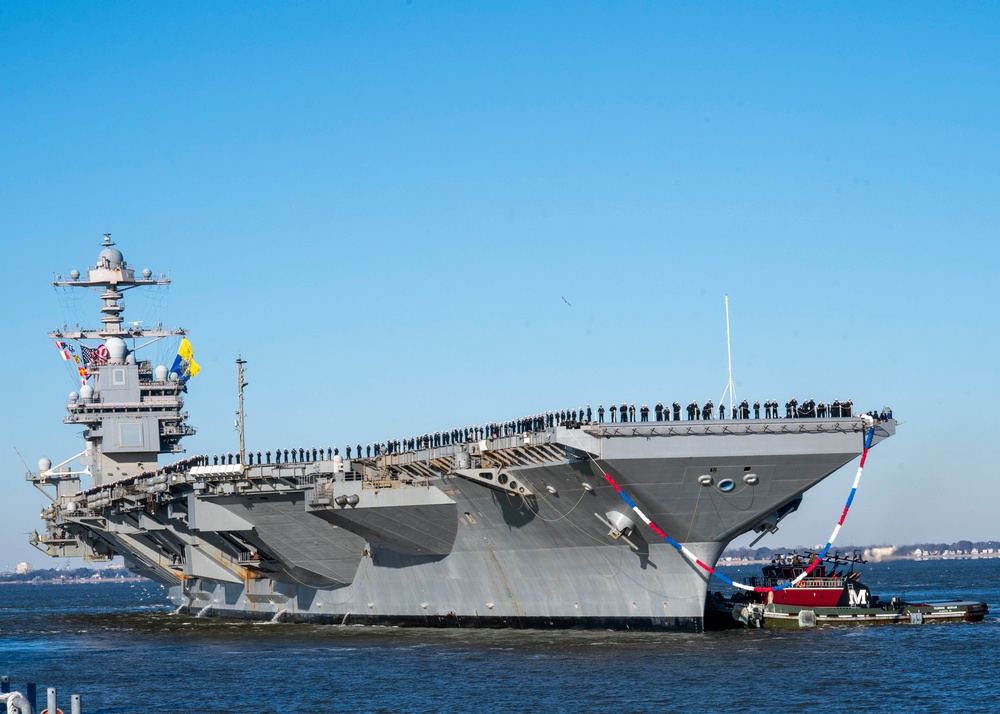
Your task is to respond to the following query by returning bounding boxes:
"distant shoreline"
[4,556,997,585]
[0,576,148,585]
[8,547,997,584]
[721,553,1000,566]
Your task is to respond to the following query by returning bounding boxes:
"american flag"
[81,344,109,365]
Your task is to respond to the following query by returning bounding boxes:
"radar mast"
[40,234,196,487]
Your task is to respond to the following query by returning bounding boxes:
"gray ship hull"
[170,540,722,630]
[30,238,895,630]
[61,419,891,631]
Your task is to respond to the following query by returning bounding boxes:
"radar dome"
[69,391,79,402]
[154,365,168,382]
[125,353,136,364]
[70,269,80,280]
[64,501,78,514]
[105,337,128,363]
[98,246,124,269]
[38,457,51,472]
[80,384,94,400]
[142,268,152,279]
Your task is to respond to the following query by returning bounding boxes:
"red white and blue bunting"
[601,426,876,593]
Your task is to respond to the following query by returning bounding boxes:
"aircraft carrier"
[27,236,896,630]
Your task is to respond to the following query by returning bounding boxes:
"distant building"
[15,562,32,575]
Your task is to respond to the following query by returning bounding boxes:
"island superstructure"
[27,236,896,630]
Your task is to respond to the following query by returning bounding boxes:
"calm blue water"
[1,559,997,713]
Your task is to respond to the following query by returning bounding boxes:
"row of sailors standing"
[596,399,856,422]
[203,398,868,468]
[223,413,584,467]
[207,448,335,466]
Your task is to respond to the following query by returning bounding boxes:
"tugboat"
[708,552,989,629]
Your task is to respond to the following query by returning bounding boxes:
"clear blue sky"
[2,3,998,568]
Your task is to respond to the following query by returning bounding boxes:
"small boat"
[706,551,989,629]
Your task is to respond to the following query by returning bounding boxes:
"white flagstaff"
[721,294,735,416]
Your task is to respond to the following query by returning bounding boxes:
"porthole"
[717,479,735,493]
[497,473,508,485]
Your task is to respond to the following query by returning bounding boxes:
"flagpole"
[236,356,247,467]
[725,295,735,415]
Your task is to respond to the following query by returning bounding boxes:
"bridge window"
[119,423,143,447]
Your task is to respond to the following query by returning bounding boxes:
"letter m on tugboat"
[848,586,869,607]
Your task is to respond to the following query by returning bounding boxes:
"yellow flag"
[174,338,201,380]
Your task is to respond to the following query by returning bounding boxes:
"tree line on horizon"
[0,566,135,582]
[7,539,998,581]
